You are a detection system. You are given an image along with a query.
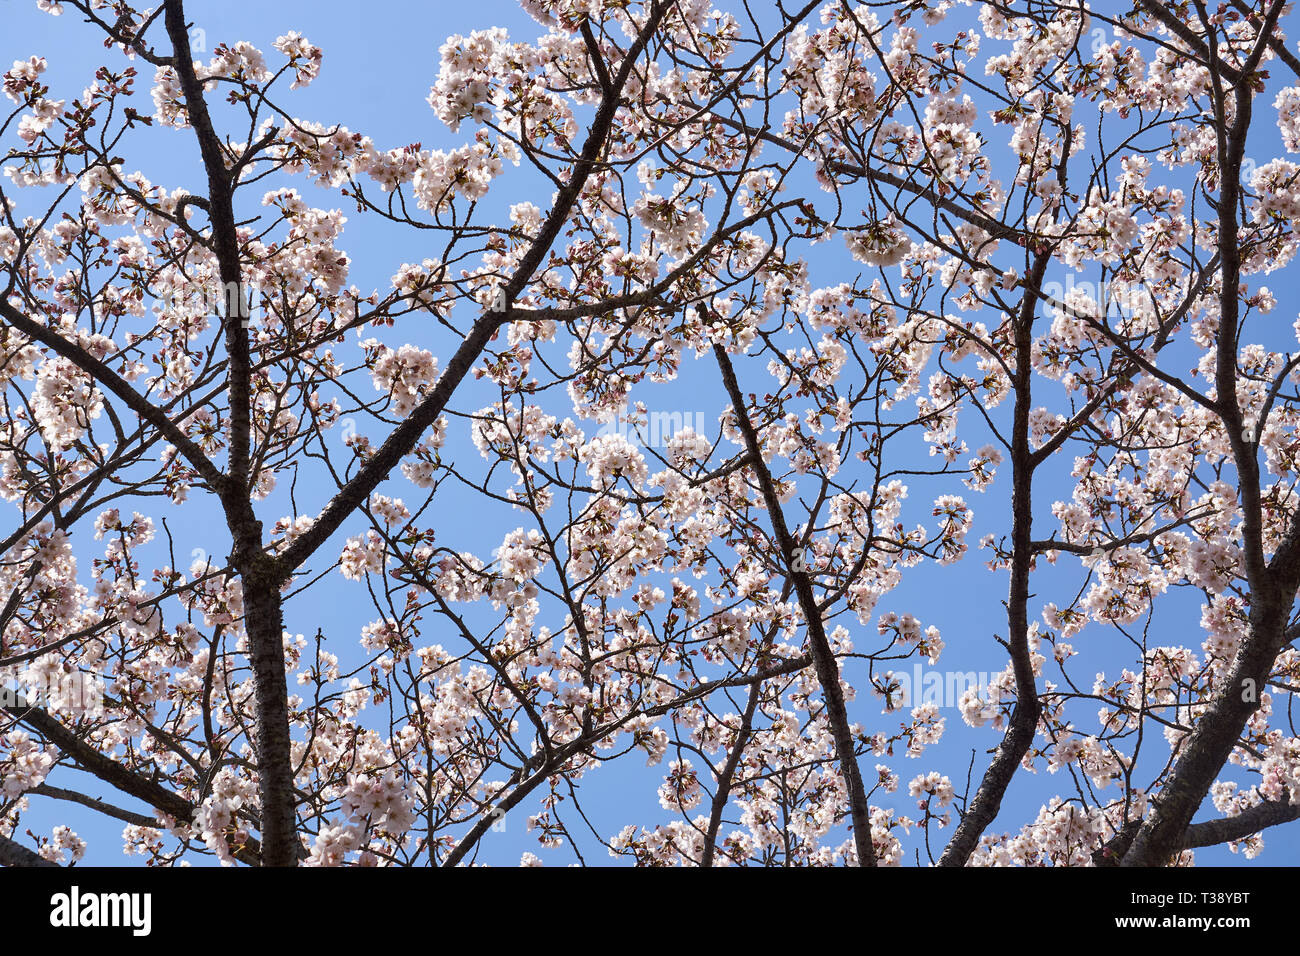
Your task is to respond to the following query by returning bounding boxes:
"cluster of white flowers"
[271,514,316,548]
[0,729,54,797]
[908,771,955,808]
[37,825,86,864]
[964,444,1003,491]
[931,494,973,565]
[1027,406,1066,448]
[3,56,46,103]
[578,433,649,487]
[410,139,506,210]
[1252,159,1300,221]
[958,684,1002,728]
[876,611,944,663]
[657,759,703,811]
[340,768,417,833]
[1276,86,1300,153]
[970,798,1115,866]
[1046,734,1125,788]
[495,527,548,582]
[368,494,410,526]
[204,41,271,85]
[428,28,516,131]
[664,427,713,464]
[33,356,103,453]
[633,194,707,260]
[272,32,323,89]
[360,338,439,417]
[192,769,258,866]
[150,64,186,127]
[339,530,387,581]
[400,423,448,489]
[1187,537,1241,594]
[920,91,983,183]
[17,95,62,145]
[845,216,911,267]
[471,402,560,463]
[1069,190,1140,265]
[93,509,156,559]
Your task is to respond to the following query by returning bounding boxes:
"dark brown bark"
[1121,3,1290,865]
[937,251,1051,867]
[1120,589,1297,865]
[1182,795,1300,849]
[30,784,157,828]
[2,704,268,865]
[230,553,299,865]
[713,341,876,866]
[700,679,761,867]
[0,833,58,867]
[276,0,668,577]
[1098,792,1300,864]
[0,299,226,492]
[161,0,300,866]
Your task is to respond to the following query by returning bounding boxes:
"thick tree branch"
[1121,0,1291,866]
[276,0,669,578]
[0,299,227,494]
[0,832,58,867]
[30,783,158,828]
[1183,796,1300,848]
[1097,792,1300,864]
[2,704,264,866]
[164,0,300,866]
[712,337,876,866]
[938,249,1053,867]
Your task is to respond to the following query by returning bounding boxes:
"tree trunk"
[236,554,298,866]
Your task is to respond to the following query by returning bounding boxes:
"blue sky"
[3,0,1296,865]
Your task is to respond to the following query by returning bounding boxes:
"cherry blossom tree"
[2,0,1300,868]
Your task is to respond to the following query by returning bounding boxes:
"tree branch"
[0,832,58,867]
[0,299,227,494]
[276,0,669,578]
[712,335,876,866]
